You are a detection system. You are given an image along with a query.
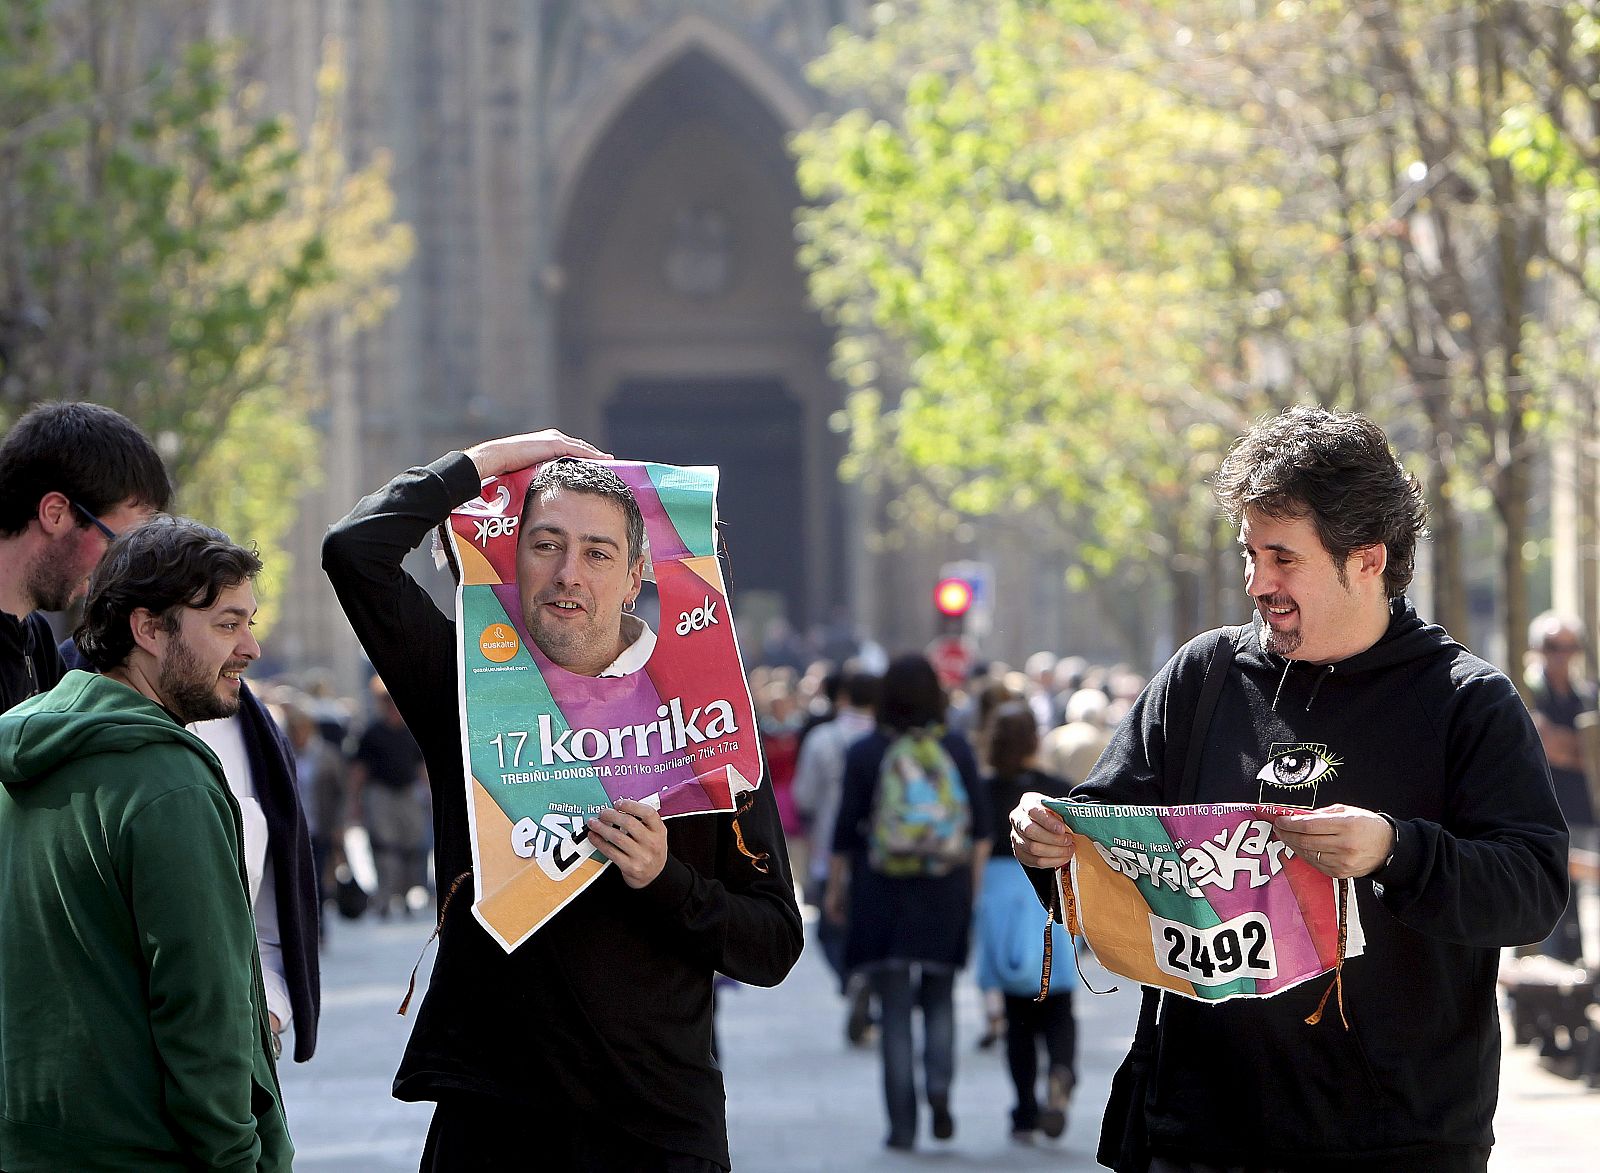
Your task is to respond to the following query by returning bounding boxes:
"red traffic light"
[934,576,975,618]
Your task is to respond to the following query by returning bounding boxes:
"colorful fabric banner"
[1043,800,1365,1003]
[445,461,761,951]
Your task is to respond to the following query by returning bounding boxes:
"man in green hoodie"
[0,516,292,1172]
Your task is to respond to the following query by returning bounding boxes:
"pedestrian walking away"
[977,701,1077,1145]
[826,652,991,1152]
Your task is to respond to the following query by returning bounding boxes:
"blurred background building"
[206,0,1120,690]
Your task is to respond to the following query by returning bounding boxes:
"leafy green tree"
[795,0,1366,647]
[0,1,411,620]
[799,0,1599,664]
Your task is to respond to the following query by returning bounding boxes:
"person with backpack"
[825,653,991,1152]
[977,701,1077,1145]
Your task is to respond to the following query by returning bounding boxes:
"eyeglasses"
[69,500,118,542]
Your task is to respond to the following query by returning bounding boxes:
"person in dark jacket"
[322,429,802,1173]
[1012,407,1569,1172]
[0,402,169,715]
[826,653,991,1152]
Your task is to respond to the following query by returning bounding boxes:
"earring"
[624,597,637,614]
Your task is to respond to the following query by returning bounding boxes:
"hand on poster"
[586,798,669,889]
[465,430,612,479]
[1271,804,1396,878]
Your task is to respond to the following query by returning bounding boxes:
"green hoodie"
[0,670,292,1172]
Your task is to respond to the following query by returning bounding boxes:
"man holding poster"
[1012,407,1568,1172]
[324,430,801,1172]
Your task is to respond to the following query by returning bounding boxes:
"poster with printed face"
[446,460,761,952]
[1043,800,1365,1003]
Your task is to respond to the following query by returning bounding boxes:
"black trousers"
[420,1096,724,1173]
[1003,990,1076,1124]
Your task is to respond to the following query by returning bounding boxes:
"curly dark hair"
[520,458,645,566]
[0,402,171,537]
[75,516,262,671]
[1213,406,1428,598]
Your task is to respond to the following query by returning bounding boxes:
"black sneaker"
[930,1096,955,1141]
[846,981,874,1047]
[1039,1067,1074,1139]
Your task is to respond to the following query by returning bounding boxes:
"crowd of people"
[746,640,1148,1150]
[0,400,1589,1172]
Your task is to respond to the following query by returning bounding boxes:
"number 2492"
[1150,911,1277,986]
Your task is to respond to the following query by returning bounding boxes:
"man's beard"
[1257,599,1304,658]
[1261,626,1303,657]
[24,547,80,613]
[159,634,239,725]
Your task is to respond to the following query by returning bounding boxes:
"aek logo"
[473,515,518,545]
[676,595,720,637]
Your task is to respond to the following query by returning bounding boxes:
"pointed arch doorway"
[605,378,806,635]
[553,39,845,648]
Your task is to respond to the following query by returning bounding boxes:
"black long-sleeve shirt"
[322,452,802,1169]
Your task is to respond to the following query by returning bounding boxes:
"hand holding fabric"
[1010,791,1076,869]
[1273,803,1396,878]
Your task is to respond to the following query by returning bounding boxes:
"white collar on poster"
[599,614,656,678]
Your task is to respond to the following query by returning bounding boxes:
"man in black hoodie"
[323,429,802,1173]
[1012,407,1568,1172]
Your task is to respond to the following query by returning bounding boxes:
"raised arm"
[321,432,607,723]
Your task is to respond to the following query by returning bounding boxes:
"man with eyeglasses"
[0,402,170,715]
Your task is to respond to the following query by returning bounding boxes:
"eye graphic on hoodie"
[1256,742,1342,808]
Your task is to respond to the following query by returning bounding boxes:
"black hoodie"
[1075,599,1568,1171]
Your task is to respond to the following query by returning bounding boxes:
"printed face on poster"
[445,460,761,951]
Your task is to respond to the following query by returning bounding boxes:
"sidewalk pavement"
[280,911,1599,1171]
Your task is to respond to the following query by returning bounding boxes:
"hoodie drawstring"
[1270,658,1293,712]
[1305,664,1333,710]
[1270,659,1335,712]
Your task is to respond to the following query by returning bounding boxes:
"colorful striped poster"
[446,461,761,951]
[1043,800,1365,1002]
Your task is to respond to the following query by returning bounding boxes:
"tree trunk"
[1498,454,1531,688]
[1165,513,1203,650]
[1580,387,1598,648]
[1425,442,1470,639]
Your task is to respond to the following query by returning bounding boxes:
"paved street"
[281,910,1600,1171]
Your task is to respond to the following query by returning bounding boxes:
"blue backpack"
[867,729,972,877]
